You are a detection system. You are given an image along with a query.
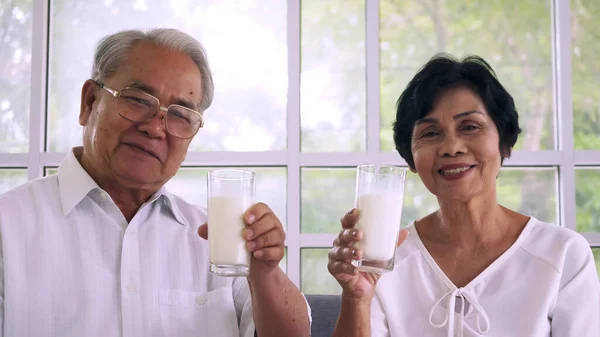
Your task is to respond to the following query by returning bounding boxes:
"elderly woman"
[328,54,600,337]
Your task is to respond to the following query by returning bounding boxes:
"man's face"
[79,41,203,190]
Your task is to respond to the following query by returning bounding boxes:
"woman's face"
[410,86,503,203]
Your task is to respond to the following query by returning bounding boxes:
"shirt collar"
[154,186,190,226]
[58,147,101,216]
[57,146,190,226]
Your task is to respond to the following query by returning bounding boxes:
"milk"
[208,195,251,266]
[356,193,404,261]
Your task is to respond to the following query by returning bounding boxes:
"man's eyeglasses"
[94,80,204,139]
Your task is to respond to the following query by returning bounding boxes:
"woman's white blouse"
[371,217,600,337]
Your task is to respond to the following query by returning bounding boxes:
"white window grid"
[0,0,599,287]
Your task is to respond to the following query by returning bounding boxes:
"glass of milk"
[353,164,406,273]
[208,169,255,277]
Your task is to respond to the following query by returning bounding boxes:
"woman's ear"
[503,145,513,159]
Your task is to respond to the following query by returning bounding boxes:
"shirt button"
[126,285,137,293]
[196,296,206,305]
[100,193,108,201]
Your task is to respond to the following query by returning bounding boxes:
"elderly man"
[0,28,311,337]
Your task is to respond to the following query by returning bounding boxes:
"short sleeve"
[371,292,391,337]
[551,234,600,336]
[232,277,255,337]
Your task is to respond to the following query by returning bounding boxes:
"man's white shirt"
[0,147,266,337]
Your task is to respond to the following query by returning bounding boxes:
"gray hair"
[91,28,214,111]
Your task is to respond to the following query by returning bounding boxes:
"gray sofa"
[306,294,341,337]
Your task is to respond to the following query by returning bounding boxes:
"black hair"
[392,53,522,170]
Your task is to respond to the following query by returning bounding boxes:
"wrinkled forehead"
[420,85,488,121]
[111,42,203,106]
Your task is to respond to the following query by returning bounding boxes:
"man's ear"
[79,79,98,126]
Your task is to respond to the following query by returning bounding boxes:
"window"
[300,0,366,152]
[0,169,28,194]
[0,0,598,296]
[301,168,355,233]
[572,0,600,150]
[0,1,33,153]
[301,248,342,295]
[497,168,558,224]
[380,0,554,152]
[47,0,287,152]
[575,168,600,232]
[166,167,288,228]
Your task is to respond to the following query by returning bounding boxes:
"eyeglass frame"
[93,80,204,139]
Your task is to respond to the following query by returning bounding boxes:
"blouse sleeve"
[371,291,391,337]
[551,234,600,336]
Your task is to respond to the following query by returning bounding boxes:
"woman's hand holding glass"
[328,209,409,300]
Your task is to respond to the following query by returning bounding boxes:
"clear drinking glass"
[353,165,406,273]
[208,169,255,277]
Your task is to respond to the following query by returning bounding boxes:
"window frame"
[0,0,599,288]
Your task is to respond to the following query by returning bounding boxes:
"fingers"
[334,228,363,247]
[246,228,285,252]
[252,246,284,264]
[242,212,283,241]
[327,260,358,276]
[242,203,286,248]
[328,227,362,278]
[340,208,359,229]
[242,203,286,266]
[328,246,361,262]
[397,228,409,247]
[243,202,272,225]
[197,223,208,240]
